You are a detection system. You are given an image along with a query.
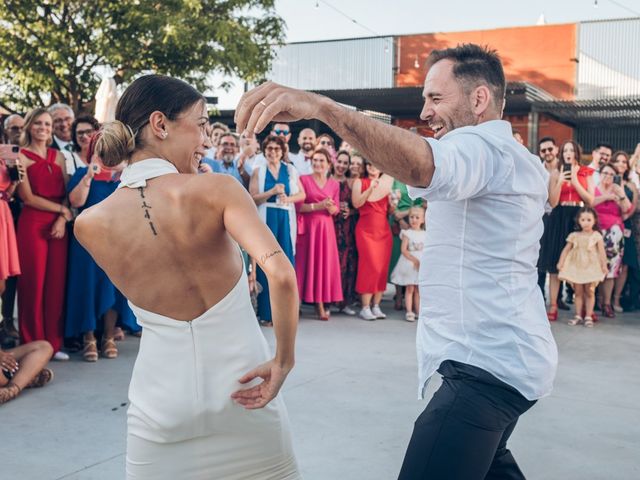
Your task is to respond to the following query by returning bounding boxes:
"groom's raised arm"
[235,81,434,188]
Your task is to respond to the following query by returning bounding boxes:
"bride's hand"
[231,359,292,409]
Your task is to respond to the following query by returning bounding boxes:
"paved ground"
[2,300,639,480]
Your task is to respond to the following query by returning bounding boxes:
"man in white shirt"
[236,43,558,480]
[289,128,317,175]
[588,142,613,185]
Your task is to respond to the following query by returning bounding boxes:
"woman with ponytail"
[74,75,300,479]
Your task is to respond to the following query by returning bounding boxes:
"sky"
[214,0,640,108]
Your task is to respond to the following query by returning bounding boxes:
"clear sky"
[215,0,640,108]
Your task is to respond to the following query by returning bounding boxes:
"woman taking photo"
[296,148,343,320]
[593,163,633,317]
[352,158,394,321]
[76,74,301,478]
[66,134,139,361]
[17,108,73,361]
[332,150,359,315]
[539,140,594,321]
[610,151,639,312]
[249,134,305,326]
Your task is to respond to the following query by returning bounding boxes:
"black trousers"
[398,361,536,480]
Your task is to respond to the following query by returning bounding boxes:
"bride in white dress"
[74,74,301,479]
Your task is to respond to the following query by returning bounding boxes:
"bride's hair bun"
[96,121,135,167]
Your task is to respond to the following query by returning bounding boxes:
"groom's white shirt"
[408,120,558,401]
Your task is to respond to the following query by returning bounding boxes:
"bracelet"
[311,203,314,211]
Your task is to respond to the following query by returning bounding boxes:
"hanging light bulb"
[594,0,598,7]
[315,0,319,7]
[384,43,389,53]
[414,56,420,69]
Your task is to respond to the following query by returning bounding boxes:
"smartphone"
[562,164,572,173]
[0,144,19,160]
[613,175,622,185]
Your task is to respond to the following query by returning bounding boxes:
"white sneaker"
[359,307,377,321]
[53,351,70,361]
[405,312,416,322]
[371,305,386,319]
[342,306,357,316]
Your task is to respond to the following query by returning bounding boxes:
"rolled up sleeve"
[408,134,495,202]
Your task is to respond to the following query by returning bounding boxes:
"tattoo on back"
[138,187,158,236]
[259,249,283,265]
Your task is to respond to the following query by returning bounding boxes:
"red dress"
[355,178,392,294]
[17,148,68,352]
[0,161,20,280]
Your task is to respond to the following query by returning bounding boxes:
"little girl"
[557,207,608,327]
[390,206,426,322]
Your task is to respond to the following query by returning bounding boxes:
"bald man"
[289,128,316,175]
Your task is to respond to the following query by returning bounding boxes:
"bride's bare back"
[75,172,287,322]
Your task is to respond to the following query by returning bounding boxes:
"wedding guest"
[296,148,342,320]
[16,108,73,361]
[332,150,359,315]
[352,159,394,321]
[249,135,305,325]
[66,134,140,361]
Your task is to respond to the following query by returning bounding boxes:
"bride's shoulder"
[185,173,250,205]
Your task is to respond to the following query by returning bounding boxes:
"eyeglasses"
[600,171,615,177]
[7,126,22,132]
[220,142,237,147]
[319,140,332,146]
[265,146,282,152]
[76,129,95,137]
[273,129,289,136]
[540,148,554,153]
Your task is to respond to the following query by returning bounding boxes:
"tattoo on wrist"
[138,187,158,236]
[259,249,283,265]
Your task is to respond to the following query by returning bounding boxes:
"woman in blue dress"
[65,134,139,361]
[249,135,305,325]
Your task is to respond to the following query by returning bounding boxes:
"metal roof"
[533,96,640,127]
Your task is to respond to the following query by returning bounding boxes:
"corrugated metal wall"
[268,37,394,90]
[578,18,640,99]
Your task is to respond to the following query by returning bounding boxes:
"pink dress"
[0,161,20,280]
[295,175,343,303]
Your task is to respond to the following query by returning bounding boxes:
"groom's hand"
[235,81,325,136]
[231,359,292,409]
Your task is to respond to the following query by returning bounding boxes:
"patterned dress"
[333,180,358,305]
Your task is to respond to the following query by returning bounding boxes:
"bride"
[74,74,301,479]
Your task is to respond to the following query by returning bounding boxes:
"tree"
[0,0,285,112]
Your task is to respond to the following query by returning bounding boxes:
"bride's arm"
[214,176,298,408]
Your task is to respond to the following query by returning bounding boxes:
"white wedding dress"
[121,159,301,479]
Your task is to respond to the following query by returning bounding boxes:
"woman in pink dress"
[295,148,343,320]
[0,156,23,294]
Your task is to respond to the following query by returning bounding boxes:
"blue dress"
[257,164,295,321]
[65,168,140,337]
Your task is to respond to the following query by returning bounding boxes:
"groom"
[235,43,558,479]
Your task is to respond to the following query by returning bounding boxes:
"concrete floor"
[2,302,639,480]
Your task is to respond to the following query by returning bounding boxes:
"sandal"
[568,315,583,326]
[101,338,118,359]
[584,316,594,328]
[83,340,98,362]
[113,327,125,341]
[547,304,558,322]
[0,383,21,405]
[27,368,54,389]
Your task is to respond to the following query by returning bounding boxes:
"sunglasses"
[540,147,554,153]
[265,146,282,152]
[273,129,289,136]
[76,129,95,137]
[319,140,332,145]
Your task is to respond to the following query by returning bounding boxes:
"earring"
[161,131,168,139]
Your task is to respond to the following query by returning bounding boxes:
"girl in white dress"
[391,206,426,322]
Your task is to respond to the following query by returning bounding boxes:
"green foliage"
[0,0,285,112]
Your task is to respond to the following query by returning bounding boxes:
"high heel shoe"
[547,304,558,322]
[603,304,615,318]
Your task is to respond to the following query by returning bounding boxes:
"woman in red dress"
[17,108,73,360]
[352,158,394,321]
[0,156,23,294]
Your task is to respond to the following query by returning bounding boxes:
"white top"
[408,120,558,401]
[288,152,313,175]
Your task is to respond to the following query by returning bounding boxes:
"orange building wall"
[395,24,577,100]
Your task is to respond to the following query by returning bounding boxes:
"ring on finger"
[259,100,267,107]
